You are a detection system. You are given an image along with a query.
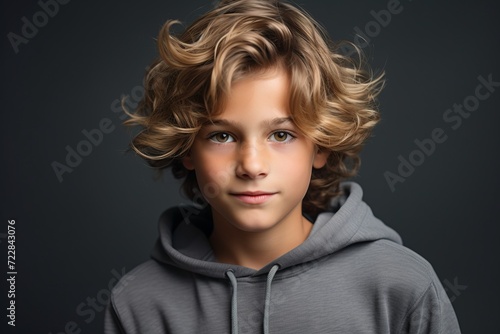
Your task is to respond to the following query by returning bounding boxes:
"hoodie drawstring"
[226,269,239,334]
[225,264,280,334]
[263,264,279,334]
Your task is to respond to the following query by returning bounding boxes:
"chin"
[232,211,292,233]
[224,217,271,232]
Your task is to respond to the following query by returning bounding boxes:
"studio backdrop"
[2,0,499,333]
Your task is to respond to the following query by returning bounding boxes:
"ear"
[312,147,329,169]
[182,155,195,171]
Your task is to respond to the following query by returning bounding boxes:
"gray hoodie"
[104,182,461,333]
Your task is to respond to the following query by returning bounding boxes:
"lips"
[230,191,277,205]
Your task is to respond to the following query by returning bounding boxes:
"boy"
[105,0,461,333]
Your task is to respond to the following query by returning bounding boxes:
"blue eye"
[269,131,294,143]
[209,132,235,143]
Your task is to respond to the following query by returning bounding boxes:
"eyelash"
[207,131,296,144]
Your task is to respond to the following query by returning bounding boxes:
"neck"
[208,209,313,270]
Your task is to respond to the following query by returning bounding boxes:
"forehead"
[212,67,291,121]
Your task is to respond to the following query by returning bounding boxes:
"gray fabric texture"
[104,182,461,333]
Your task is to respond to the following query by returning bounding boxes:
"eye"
[209,132,235,143]
[269,131,295,143]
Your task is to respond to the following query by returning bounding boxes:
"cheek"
[194,164,223,201]
[193,152,235,192]
[273,149,314,187]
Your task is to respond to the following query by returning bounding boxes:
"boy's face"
[183,68,328,233]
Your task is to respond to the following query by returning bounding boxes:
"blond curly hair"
[125,0,384,217]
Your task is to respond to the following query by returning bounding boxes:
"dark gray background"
[2,0,499,333]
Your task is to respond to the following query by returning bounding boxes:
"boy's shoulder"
[327,237,449,308]
[108,259,182,307]
[340,238,442,287]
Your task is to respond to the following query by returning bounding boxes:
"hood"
[151,181,402,278]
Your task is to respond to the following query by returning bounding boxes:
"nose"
[235,142,269,179]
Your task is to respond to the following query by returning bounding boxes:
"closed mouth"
[229,191,277,204]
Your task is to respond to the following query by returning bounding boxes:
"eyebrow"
[203,117,294,128]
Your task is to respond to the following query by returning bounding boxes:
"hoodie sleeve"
[104,298,126,334]
[400,278,461,334]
